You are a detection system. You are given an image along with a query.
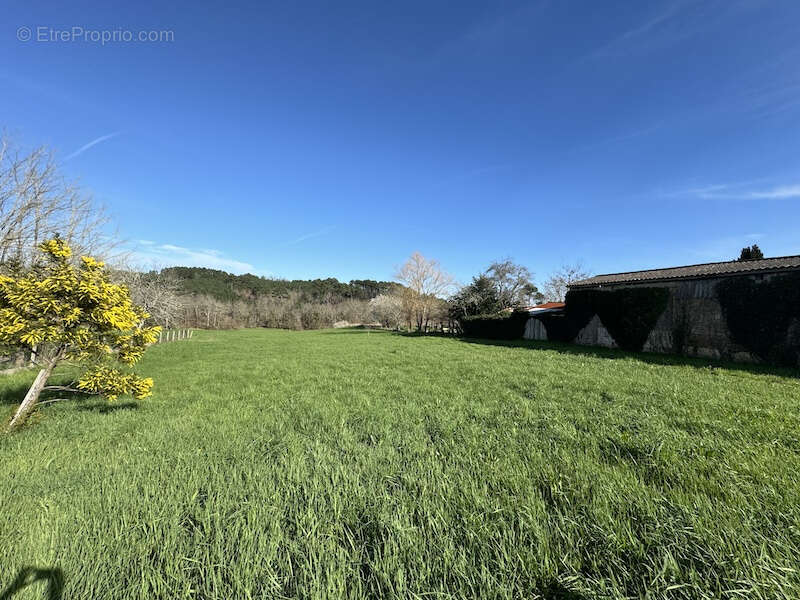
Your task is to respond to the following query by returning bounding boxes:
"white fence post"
[157,328,194,344]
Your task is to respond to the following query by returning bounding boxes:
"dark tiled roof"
[569,255,800,288]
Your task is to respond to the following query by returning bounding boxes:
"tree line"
[121,257,593,333]
[160,266,401,303]
[121,267,403,331]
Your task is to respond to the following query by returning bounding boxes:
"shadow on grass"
[388,331,799,379]
[0,567,64,600]
[76,401,138,414]
[0,383,31,406]
[541,581,587,600]
[0,380,136,414]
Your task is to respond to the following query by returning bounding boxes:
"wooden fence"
[157,329,194,344]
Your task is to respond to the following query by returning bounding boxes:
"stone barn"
[523,255,800,366]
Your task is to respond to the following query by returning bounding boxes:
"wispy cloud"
[287,226,335,246]
[671,182,800,200]
[130,242,267,275]
[572,122,664,153]
[615,4,683,42]
[744,185,800,199]
[587,0,751,60]
[65,131,122,161]
[587,1,687,59]
[426,2,548,67]
[730,81,800,120]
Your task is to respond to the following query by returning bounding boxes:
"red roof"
[533,302,565,309]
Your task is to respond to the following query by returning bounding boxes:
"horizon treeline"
[126,266,408,331]
[160,266,402,303]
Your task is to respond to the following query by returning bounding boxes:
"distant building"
[520,302,565,340]
[523,255,800,365]
[520,302,565,313]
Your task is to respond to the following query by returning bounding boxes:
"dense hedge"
[539,287,670,351]
[596,287,670,351]
[534,313,578,343]
[460,310,529,340]
[717,272,800,366]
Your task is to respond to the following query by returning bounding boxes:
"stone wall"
[638,279,744,360]
[523,318,547,341]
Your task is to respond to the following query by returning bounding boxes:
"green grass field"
[1,329,799,599]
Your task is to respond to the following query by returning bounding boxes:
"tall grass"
[1,329,799,599]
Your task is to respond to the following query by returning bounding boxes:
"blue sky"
[3,1,799,284]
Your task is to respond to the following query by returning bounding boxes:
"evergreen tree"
[737,245,764,261]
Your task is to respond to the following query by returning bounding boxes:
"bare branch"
[0,132,119,270]
[543,262,592,302]
[395,252,455,331]
[36,398,71,406]
[41,386,88,394]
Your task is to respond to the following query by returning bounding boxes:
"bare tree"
[485,258,542,308]
[0,133,116,270]
[543,262,591,302]
[164,290,380,331]
[395,252,455,331]
[115,268,184,329]
[369,293,404,330]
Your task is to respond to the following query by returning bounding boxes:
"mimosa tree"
[1,238,160,431]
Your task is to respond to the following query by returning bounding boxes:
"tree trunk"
[7,362,55,431]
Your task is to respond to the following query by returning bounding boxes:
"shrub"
[299,304,327,330]
[717,272,800,366]
[460,310,529,340]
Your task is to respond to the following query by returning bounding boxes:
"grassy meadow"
[1,328,799,599]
